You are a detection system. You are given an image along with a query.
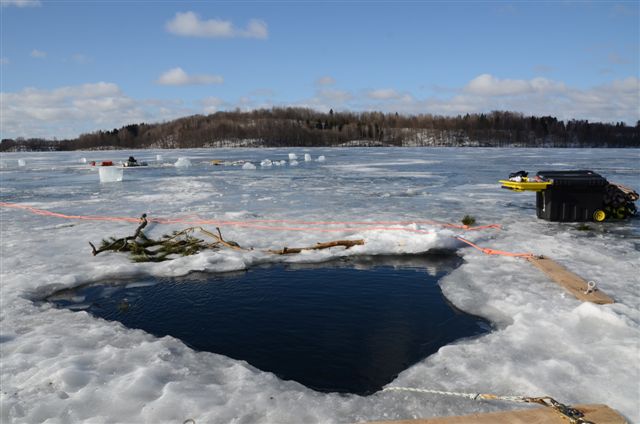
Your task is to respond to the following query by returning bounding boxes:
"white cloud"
[367,88,402,100]
[464,73,567,96]
[3,75,638,140]
[372,75,638,124]
[0,82,192,139]
[1,0,41,7]
[30,49,47,59]
[200,96,226,114]
[156,67,223,86]
[248,75,639,125]
[316,76,336,86]
[166,11,268,39]
[561,77,640,122]
[243,19,268,39]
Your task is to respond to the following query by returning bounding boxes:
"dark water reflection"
[47,254,490,395]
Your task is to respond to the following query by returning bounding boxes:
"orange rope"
[0,202,140,223]
[0,202,500,234]
[2,202,534,257]
[455,236,535,258]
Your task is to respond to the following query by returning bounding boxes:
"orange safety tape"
[0,202,501,234]
[455,236,535,258]
[0,202,140,223]
[3,202,531,257]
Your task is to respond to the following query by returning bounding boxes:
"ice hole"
[45,254,489,395]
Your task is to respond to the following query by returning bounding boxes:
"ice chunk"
[288,153,298,160]
[156,154,163,162]
[289,160,299,166]
[174,157,191,167]
[304,153,312,162]
[317,155,326,162]
[98,166,123,183]
[242,162,257,170]
[18,159,26,167]
[79,158,87,164]
[260,159,273,167]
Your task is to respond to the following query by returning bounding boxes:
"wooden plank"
[527,256,614,304]
[364,404,627,424]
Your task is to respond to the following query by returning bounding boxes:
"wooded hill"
[2,108,638,151]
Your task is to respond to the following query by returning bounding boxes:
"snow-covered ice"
[242,162,256,170]
[1,147,638,423]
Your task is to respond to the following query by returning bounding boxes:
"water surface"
[47,254,489,395]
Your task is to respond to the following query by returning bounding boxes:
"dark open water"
[47,254,490,395]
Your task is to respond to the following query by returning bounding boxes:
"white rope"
[381,386,526,403]
[382,387,595,424]
[382,387,480,400]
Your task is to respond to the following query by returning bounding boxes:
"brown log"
[610,182,639,201]
[269,239,364,255]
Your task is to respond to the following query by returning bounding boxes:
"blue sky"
[1,0,638,139]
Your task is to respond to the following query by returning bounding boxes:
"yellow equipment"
[499,177,552,192]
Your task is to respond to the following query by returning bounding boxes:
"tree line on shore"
[2,108,638,151]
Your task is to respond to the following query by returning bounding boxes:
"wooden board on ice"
[364,403,626,424]
[527,256,614,304]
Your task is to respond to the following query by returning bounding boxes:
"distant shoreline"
[2,140,638,152]
[2,108,638,151]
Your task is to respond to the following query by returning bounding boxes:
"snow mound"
[174,157,191,167]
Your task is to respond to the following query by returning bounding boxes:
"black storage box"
[535,170,608,222]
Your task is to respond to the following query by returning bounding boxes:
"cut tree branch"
[268,239,364,255]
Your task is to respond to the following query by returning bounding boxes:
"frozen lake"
[1,147,639,423]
